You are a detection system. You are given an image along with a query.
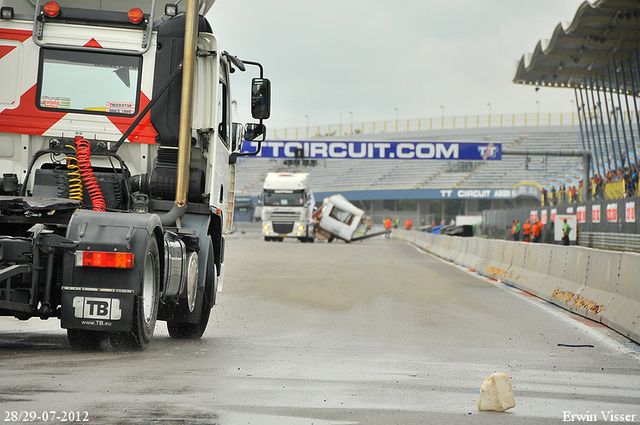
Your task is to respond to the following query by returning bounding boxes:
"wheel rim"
[186,252,198,312]
[142,251,156,324]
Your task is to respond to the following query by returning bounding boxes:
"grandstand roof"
[513,0,640,90]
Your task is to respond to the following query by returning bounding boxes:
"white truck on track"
[0,0,270,349]
[261,172,315,242]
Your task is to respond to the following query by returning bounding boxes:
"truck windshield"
[38,49,141,116]
[263,190,305,207]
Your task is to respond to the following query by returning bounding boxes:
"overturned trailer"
[312,194,386,242]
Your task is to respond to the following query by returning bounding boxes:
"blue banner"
[241,141,501,160]
[313,188,517,201]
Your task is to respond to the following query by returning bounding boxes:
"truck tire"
[122,236,161,350]
[166,240,215,339]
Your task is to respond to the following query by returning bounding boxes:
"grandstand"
[235,125,585,211]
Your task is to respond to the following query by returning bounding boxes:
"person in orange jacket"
[511,219,521,241]
[531,219,543,243]
[522,219,532,242]
[404,218,413,230]
[384,217,392,238]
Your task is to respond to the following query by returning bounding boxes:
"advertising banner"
[242,141,502,160]
[606,203,618,223]
[530,210,538,222]
[625,201,635,223]
[576,206,586,223]
[592,204,601,223]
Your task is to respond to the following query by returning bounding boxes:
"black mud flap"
[60,289,135,332]
[59,210,162,332]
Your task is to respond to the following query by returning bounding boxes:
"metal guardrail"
[578,232,640,253]
[271,112,580,140]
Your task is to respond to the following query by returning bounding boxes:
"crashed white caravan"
[312,194,369,242]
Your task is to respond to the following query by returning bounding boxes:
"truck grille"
[273,222,294,234]
[267,211,301,221]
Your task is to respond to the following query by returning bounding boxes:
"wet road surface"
[1,224,639,424]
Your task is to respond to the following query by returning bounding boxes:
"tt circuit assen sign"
[242,141,501,160]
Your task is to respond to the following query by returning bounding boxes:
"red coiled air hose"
[75,136,106,212]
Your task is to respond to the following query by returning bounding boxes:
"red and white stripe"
[0,21,157,144]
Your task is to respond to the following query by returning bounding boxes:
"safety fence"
[482,197,640,253]
[271,112,579,140]
[394,229,640,345]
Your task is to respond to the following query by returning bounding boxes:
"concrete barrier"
[467,238,491,275]
[537,244,569,302]
[505,241,530,288]
[461,237,483,271]
[394,230,640,344]
[613,253,640,343]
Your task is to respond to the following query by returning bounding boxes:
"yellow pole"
[175,0,198,206]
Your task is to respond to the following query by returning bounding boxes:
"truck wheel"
[122,236,161,350]
[167,240,216,339]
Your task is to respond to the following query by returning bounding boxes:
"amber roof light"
[43,1,60,17]
[127,7,144,24]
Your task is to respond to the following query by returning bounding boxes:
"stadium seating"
[234,126,598,198]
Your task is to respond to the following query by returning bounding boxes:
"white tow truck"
[0,0,270,349]
[261,172,315,242]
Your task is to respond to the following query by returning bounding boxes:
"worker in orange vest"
[531,219,543,243]
[384,217,392,238]
[405,218,413,230]
[511,219,521,241]
[522,219,532,242]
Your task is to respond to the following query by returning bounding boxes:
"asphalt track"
[1,223,639,424]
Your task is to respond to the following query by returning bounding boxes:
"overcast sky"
[206,0,587,131]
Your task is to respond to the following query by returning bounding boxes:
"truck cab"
[261,172,315,242]
[0,0,270,349]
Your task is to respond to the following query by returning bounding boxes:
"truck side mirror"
[231,122,244,152]
[251,78,271,120]
[244,123,266,142]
